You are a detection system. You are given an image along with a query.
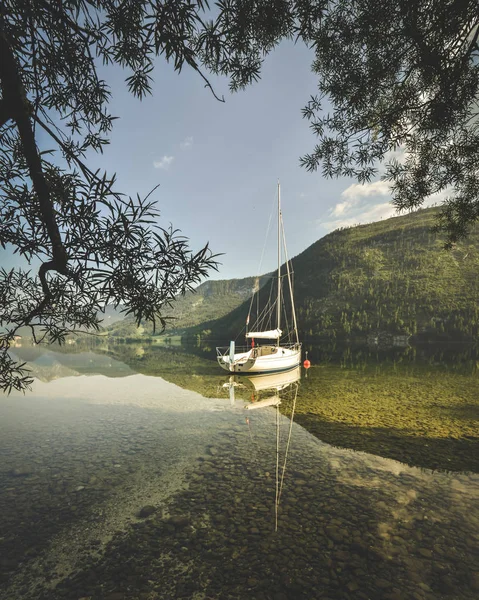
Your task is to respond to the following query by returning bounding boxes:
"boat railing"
[216,345,249,357]
[216,342,301,358]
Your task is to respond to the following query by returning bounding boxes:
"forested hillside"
[106,207,479,343]
[186,208,479,342]
[294,208,479,340]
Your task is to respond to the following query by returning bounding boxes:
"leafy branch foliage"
[2,1,301,392]
[2,1,479,390]
[299,0,479,244]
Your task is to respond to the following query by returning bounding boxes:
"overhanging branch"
[0,96,12,127]
[0,23,68,272]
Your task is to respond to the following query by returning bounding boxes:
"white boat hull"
[217,345,301,374]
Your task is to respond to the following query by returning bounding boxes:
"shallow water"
[1,343,478,599]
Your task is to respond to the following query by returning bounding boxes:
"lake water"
[1,342,478,599]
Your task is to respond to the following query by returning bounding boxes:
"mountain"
[106,274,271,339]
[185,207,479,342]
[107,207,479,343]
[293,207,479,341]
[99,304,127,326]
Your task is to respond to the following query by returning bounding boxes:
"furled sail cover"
[246,329,282,339]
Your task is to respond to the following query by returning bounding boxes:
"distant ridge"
[106,274,271,338]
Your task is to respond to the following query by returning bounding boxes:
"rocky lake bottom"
[1,347,478,599]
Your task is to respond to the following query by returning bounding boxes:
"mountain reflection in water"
[0,343,477,599]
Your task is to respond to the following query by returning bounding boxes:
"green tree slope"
[294,208,479,340]
[185,208,479,342]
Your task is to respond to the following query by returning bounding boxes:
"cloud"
[341,180,391,200]
[180,136,193,149]
[153,155,174,170]
[322,172,449,234]
[326,179,391,220]
[323,202,398,232]
[323,178,396,231]
[423,188,450,206]
[385,146,407,165]
[330,198,358,217]
[325,178,393,224]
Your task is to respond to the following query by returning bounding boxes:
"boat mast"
[277,181,281,338]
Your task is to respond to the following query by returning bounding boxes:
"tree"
[0,0,302,392]
[299,0,479,245]
[2,0,479,391]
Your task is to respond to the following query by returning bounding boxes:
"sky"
[2,39,410,282]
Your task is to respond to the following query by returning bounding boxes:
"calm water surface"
[0,342,478,599]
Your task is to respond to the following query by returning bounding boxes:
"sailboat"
[216,183,302,374]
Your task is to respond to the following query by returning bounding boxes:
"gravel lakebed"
[0,374,478,599]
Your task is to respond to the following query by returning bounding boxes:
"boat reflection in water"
[223,366,301,530]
